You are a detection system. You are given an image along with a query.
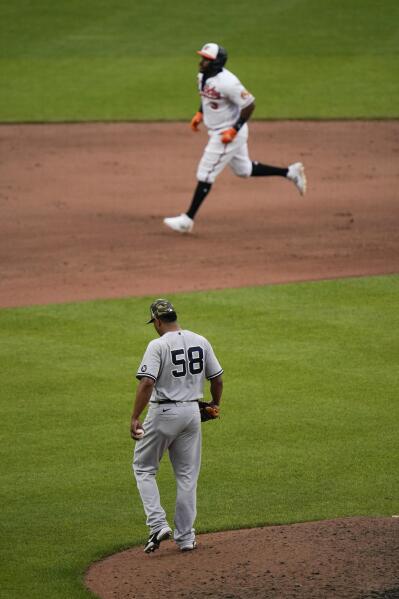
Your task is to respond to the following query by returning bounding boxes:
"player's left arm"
[235,101,255,130]
[221,76,255,143]
[209,374,223,406]
[221,100,255,143]
[130,376,154,439]
[198,374,223,422]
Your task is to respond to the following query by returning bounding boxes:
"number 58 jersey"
[136,330,223,402]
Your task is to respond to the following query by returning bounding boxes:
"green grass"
[0,0,398,121]
[0,275,398,598]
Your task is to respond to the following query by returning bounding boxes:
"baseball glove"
[198,401,220,422]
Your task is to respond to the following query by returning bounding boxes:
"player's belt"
[150,399,199,404]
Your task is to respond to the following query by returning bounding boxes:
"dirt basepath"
[0,121,398,308]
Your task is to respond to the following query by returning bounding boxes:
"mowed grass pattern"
[1,276,398,598]
[0,0,398,121]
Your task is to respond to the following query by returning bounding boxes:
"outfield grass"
[0,276,398,598]
[0,0,398,121]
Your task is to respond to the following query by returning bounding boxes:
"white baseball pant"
[197,123,252,184]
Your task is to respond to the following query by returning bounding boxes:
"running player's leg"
[250,160,306,195]
[168,404,201,548]
[133,410,171,535]
[250,161,288,177]
[230,140,306,195]
[164,131,241,232]
[185,133,230,220]
[229,130,287,178]
[230,147,288,178]
[229,139,252,178]
[186,129,246,219]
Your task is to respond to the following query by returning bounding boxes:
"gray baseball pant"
[133,401,201,547]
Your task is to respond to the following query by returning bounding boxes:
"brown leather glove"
[198,401,220,422]
[191,111,203,132]
[220,128,237,144]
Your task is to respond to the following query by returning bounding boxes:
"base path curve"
[0,121,398,307]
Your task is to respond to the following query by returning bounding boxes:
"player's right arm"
[131,376,154,439]
[132,340,160,438]
[192,74,203,131]
[191,106,203,131]
[136,339,161,381]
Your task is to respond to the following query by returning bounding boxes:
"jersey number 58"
[171,347,204,377]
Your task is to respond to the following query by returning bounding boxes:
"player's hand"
[221,128,237,144]
[191,111,203,132]
[198,401,220,422]
[131,418,144,440]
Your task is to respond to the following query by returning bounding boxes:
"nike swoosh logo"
[162,408,172,413]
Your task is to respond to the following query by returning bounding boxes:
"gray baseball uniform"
[133,329,223,548]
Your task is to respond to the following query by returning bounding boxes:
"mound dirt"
[85,517,399,599]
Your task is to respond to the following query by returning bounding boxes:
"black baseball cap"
[146,299,176,323]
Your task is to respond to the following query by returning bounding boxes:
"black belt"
[151,399,199,404]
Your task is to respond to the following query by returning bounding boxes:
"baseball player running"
[131,299,223,553]
[164,42,307,233]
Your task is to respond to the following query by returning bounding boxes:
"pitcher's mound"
[85,517,398,599]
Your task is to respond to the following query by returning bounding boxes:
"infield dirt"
[0,121,398,308]
[1,121,398,598]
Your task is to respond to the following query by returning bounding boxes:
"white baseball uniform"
[133,329,223,548]
[197,68,255,183]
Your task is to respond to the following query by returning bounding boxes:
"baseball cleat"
[163,213,194,234]
[144,526,172,554]
[180,541,197,552]
[287,162,307,195]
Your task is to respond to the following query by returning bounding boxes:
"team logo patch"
[241,90,251,99]
[141,365,147,372]
[202,84,221,100]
